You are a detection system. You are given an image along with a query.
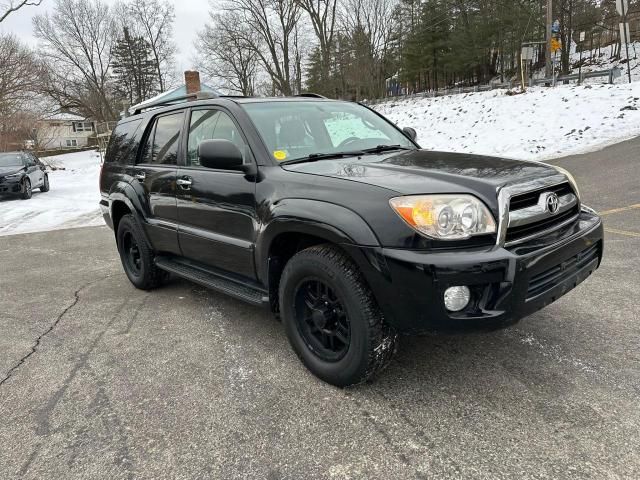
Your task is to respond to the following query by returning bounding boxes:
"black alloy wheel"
[121,230,143,277]
[21,178,32,199]
[294,278,351,362]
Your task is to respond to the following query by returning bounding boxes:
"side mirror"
[198,139,244,170]
[402,127,417,142]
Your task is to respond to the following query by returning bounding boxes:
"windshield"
[0,153,24,167]
[241,100,416,163]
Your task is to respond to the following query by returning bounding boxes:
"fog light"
[444,286,471,312]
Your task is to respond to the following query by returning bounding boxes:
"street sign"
[521,46,534,61]
[579,31,586,42]
[616,0,629,17]
[551,38,562,53]
[552,20,561,34]
[620,22,631,44]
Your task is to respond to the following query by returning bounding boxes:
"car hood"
[0,166,24,177]
[282,149,561,201]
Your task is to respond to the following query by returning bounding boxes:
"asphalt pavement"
[0,139,639,479]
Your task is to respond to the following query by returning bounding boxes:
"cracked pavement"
[0,139,639,479]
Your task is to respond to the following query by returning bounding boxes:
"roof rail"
[295,93,327,99]
[133,91,218,115]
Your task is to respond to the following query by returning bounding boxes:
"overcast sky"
[0,0,212,72]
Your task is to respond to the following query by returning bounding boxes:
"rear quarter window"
[105,119,143,164]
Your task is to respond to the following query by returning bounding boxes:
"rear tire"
[116,214,166,290]
[279,244,397,387]
[20,178,32,200]
[40,174,50,192]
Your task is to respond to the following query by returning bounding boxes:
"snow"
[569,41,640,84]
[374,82,640,161]
[0,150,105,237]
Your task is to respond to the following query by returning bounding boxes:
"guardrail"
[365,82,514,105]
[365,68,620,106]
[530,68,620,86]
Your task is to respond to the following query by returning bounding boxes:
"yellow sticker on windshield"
[273,150,287,161]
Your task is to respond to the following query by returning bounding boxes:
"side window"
[187,110,220,166]
[139,112,184,165]
[187,109,247,167]
[105,119,142,164]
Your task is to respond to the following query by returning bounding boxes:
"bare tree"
[126,0,177,92]
[0,0,42,23]
[0,34,44,150]
[226,0,302,95]
[197,11,259,96]
[33,0,118,121]
[340,0,397,98]
[296,0,338,85]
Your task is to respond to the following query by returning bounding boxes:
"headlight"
[4,173,22,178]
[554,166,581,200]
[389,194,496,240]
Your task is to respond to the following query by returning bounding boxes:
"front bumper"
[346,209,603,334]
[0,176,23,194]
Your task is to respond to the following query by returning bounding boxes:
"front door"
[24,154,44,188]
[128,110,184,255]
[176,107,257,279]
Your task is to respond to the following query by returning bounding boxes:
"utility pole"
[545,0,553,78]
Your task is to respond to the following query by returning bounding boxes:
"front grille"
[526,242,600,299]
[506,205,580,244]
[509,182,574,210]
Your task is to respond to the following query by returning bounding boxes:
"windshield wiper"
[360,145,413,155]
[281,150,365,165]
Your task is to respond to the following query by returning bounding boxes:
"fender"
[255,198,381,284]
[109,181,146,224]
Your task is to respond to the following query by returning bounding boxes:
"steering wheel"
[337,137,360,148]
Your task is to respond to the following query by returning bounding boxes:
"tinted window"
[148,112,184,165]
[105,119,143,164]
[187,110,219,166]
[187,110,247,167]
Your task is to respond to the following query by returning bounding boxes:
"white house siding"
[37,114,96,150]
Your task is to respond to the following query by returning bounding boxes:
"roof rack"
[133,91,218,115]
[295,93,327,99]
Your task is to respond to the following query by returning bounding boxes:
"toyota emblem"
[543,192,560,214]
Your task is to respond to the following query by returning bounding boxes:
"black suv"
[100,94,603,386]
[0,151,50,199]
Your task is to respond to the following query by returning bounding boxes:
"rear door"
[175,107,258,279]
[128,110,184,254]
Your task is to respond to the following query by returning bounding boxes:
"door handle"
[134,171,146,182]
[177,177,192,190]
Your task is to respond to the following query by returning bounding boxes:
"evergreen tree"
[112,27,159,106]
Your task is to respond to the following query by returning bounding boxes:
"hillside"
[374,82,640,161]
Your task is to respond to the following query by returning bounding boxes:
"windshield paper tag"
[273,150,287,161]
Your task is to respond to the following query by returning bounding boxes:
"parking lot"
[1,139,639,479]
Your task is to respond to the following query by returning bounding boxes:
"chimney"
[185,71,201,95]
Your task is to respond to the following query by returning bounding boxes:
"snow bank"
[375,82,640,161]
[0,150,104,237]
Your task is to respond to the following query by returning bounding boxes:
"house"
[129,71,221,115]
[35,112,96,149]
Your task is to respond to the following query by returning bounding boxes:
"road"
[1,139,639,479]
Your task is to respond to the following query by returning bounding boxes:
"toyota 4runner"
[100,93,603,386]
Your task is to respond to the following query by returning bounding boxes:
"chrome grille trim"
[504,212,580,247]
[496,173,570,247]
[508,193,578,228]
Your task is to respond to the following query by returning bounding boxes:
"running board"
[155,256,269,307]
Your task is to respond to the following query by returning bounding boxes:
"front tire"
[116,214,165,290]
[279,245,397,387]
[40,174,50,192]
[20,178,32,200]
